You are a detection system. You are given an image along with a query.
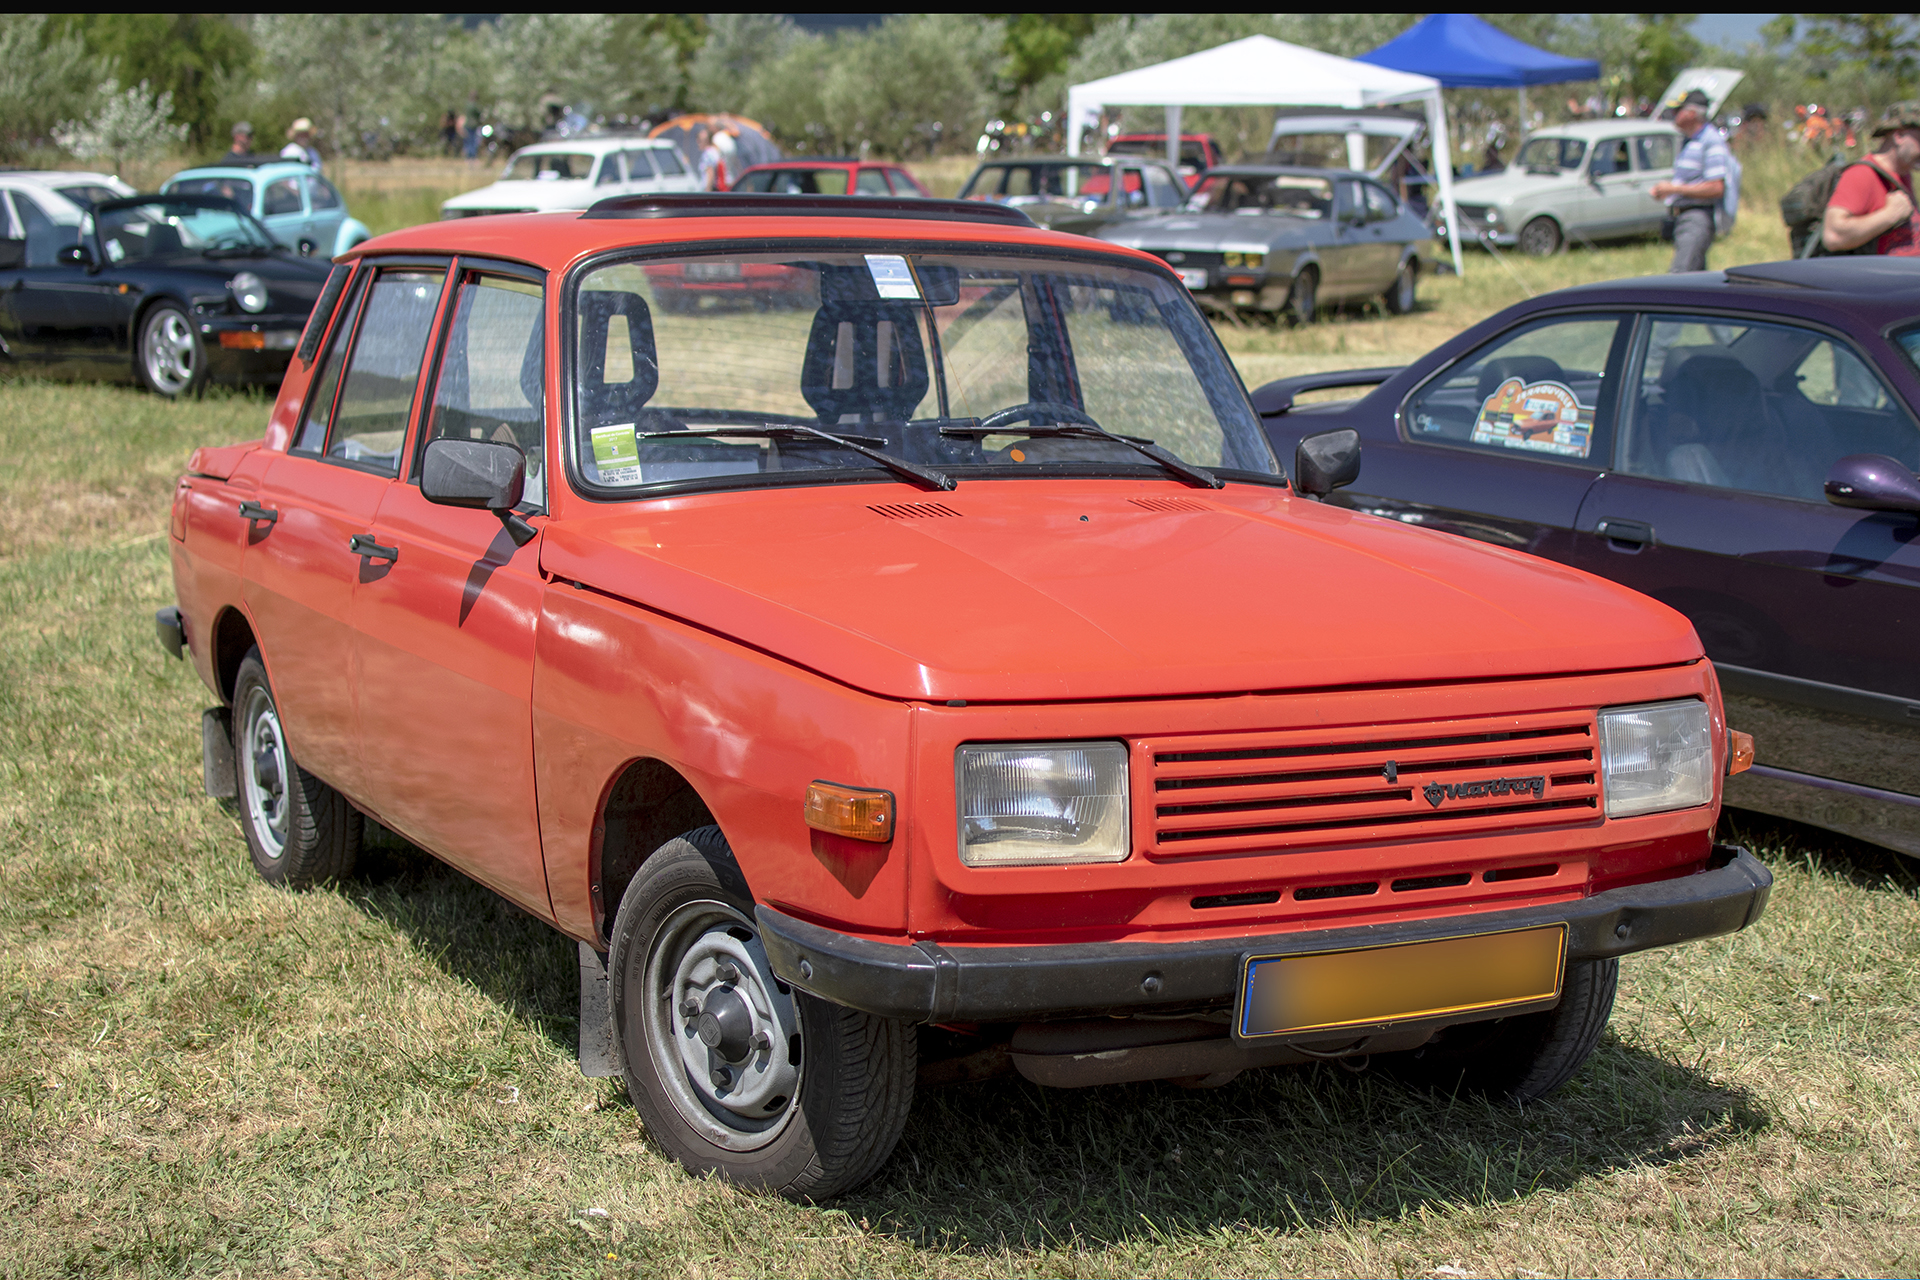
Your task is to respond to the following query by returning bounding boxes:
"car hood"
[443,180,597,212]
[539,482,1702,703]
[1450,169,1574,207]
[1101,214,1324,252]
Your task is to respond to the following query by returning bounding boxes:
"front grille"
[1455,204,1493,223]
[1144,712,1599,857]
[1151,250,1225,268]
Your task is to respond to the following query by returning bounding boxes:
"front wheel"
[609,827,915,1201]
[1384,262,1417,314]
[1517,216,1563,257]
[1287,267,1319,325]
[137,302,205,398]
[231,648,362,888]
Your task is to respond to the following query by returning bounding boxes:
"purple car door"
[1575,312,1920,806]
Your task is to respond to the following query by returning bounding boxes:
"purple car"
[1256,256,1920,858]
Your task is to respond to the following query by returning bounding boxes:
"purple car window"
[1404,316,1626,464]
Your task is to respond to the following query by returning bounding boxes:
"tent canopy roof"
[1066,35,1439,112]
[1357,14,1600,89]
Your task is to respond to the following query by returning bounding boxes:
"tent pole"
[1517,85,1528,137]
[1165,104,1183,169]
[1429,88,1465,277]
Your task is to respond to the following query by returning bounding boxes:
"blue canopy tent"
[1358,14,1600,138]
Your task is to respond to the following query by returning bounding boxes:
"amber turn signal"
[1727,730,1754,776]
[804,781,894,843]
[218,331,266,350]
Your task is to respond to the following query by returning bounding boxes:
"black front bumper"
[757,845,1771,1024]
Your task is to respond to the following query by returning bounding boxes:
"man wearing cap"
[1650,89,1732,272]
[281,118,322,173]
[228,121,254,158]
[1822,103,1920,256]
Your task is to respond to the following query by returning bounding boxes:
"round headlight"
[230,272,268,314]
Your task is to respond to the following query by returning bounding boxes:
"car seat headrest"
[577,291,658,425]
[1475,355,1565,406]
[800,299,930,424]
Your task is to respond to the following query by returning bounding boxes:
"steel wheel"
[1385,262,1417,314]
[238,683,290,863]
[1517,216,1562,256]
[139,304,202,397]
[1288,267,1318,325]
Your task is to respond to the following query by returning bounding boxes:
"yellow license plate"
[1237,924,1567,1039]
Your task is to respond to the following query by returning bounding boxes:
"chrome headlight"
[956,741,1129,866]
[1599,700,1714,818]
[230,272,268,313]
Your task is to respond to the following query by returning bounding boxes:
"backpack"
[1716,148,1742,239]
[1782,157,1898,257]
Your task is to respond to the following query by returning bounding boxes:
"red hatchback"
[158,192,1769,1201]
[733,158,930,198]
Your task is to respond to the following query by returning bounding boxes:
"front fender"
[331,219,371,258]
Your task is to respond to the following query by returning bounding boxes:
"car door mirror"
[1293,428,1362,498]
[421,437,538,545]
[0,238,23,270]
[1824,453,1920,513]
[56,244,94,269]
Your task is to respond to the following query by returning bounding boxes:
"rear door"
[1578,136,1646,237]
[259,175,309,252]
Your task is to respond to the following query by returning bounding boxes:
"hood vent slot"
[1129,497,1211,513]
[869,502,961,519]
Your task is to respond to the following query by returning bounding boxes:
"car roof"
[514,137,672,156]
[976,156,1141,168]
[343,195,1168,275]
[0,170,124,186]
[1522,119,1680,141]
[742,158,868,168]
[1200,165,1362,182]
[166,162,312,182]
[1515,259,1920,331]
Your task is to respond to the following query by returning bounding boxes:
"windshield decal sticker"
[589,422,642,484]
[865,254,919,300]
[1471,378,1594,459]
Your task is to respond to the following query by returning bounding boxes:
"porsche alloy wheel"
[611,827,914,1200]
[1517,216,1563,257]
[138,303,204,398]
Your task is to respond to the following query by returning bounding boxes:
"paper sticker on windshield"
[1471,378,1594,459]
[865,254,919,300]
[589,422,643,484]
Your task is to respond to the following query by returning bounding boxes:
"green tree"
[52,14,252,147]
[1766,14,1919,82]
[54,80,189,175]
[0,15,107,160]
[687,14,800,114]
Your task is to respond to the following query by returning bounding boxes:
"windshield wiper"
[635,424,955,492]
[939,422,1222,489]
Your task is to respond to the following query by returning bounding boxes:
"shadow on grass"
[1718,808,1920,898]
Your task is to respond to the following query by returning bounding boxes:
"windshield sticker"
[1471,378,1594,459]
[589,422,643,484]
[865,254,919,300]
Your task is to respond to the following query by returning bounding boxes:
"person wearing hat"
[228,121,254,158]
[281,117,322,173]
[1823,102,1920,256]
[1650,89,1732,272]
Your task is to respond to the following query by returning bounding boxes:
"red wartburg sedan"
[158,193,1771,1201]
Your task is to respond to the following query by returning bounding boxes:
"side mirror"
[421,437,538,546]
[1293,427,1362,498]
[1825,453,1920,513]
[0,238,23,270]
[56,244,94,269]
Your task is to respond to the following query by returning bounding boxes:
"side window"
[292,273,366,452]
[1121,168,1148,207]
[14,193,79,267]
[855,168,889,195]
[423,275,546,509]
[624,149,658,179]
[595,154,625,187]
[308,178,342,210]
[1144,165,1184,209]
[0,191,21,240]
[884,169,923,197]
[1362,182,1397,220]
[1590,139,1631,177]
[325,269,446,474]
[1001,168,1033,198]
[652,147,686,176]
[1404,315,1626,465]
[263,178,303,216]
[1635,135,1675,171]
[1622,315,1920,500]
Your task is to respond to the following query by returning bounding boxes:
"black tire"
[1517,216,1563,257]
[136,302,206,398]
[1384,261,1417,314]
[1287,267,1319,325]
[1379,956,1617,1102]
[609,826,915,1201]
[231,648,362,888]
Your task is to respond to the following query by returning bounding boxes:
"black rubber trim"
[582,192,1036,226]
[756,844,1771,1024]
[1717,661,1920,732]
[154,607,184,660]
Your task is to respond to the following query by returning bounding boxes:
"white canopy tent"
[1066,35,1465,276]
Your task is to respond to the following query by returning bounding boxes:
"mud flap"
[578,941,621,1078]
[202,706,235,799]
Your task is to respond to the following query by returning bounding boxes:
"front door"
[259,175,310,254]
[351,267,552,917]
[1577,137,1647,237]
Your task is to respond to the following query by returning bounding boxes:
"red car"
[732,158,930,198]
[1107,132,1227,185]
[158,192,1770,1201]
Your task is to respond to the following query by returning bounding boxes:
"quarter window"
[623,149,658,179]
[423,275,546,508]
[325,269,446,475]
[1362,182,1398,220]
[855,169,889,195]
[1620,315,1920,500]
[652,147,686,176]
[1404,315,1626,464]
[1144,165,1185,209]
[263,178,303,216]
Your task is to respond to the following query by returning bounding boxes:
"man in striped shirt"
[1651,90,1731,272]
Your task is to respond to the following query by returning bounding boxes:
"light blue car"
[160,159,371,259]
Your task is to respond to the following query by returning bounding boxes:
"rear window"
[738,168,851,195]
[1189,173,1332,218]
[167,177,254,209]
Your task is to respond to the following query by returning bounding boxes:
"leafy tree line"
[0,13,1913,166]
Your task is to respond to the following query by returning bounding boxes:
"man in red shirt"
[1823,102,1920,255]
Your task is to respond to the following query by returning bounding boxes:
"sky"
[1690,14,1779,51]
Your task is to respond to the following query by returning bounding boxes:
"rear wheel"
[1380,956,1617,1102]
[610,826,915,1201]
[1287,267,1319,325]
[1384,261,1417,314]
[1517,216,1563,256]
[137,302,205,398]
[231,648,362,888]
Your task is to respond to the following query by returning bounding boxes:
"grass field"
[5,143,1919,1277]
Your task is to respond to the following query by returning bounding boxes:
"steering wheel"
[977,401,1102,434]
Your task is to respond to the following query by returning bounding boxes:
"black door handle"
[1595,517,1654,551]
[347,533,398,561]
[238,500,278,524]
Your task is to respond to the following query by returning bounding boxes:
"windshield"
[54,183,123,211]
[1189,173,1332,218]
[505,151,597,181]
[571,248,1274,496]
[960,164,1135,202]
[93,200,274,261]
[1515,137,1587,172]
[166,177,255,210]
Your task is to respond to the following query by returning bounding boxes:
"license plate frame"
[1176,267,1208,290]
[1234,923,1568,1041]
